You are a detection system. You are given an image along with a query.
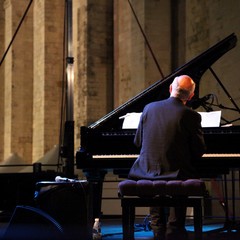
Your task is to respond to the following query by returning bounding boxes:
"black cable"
[209,67,240,113]
[0,0,33,67]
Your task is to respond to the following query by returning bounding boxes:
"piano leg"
[231,170,236,223]
[221,170,240,232]
[84,169,107,220]
[207,172,239,234]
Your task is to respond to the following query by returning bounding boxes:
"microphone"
[55,176,76,183]
[190,94,211,109]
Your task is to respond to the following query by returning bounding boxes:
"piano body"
[76,33,238,217]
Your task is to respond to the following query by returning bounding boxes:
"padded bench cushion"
[118,179,206,197]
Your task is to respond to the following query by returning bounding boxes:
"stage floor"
[0,214,240,239]
[100,217,240,240]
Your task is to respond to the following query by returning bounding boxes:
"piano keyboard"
[92,154,139,159]
[92,153,240,159]
[203,153,240,157]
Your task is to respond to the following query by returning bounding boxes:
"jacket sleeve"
[187,111,206,160]
[134,111,144,148]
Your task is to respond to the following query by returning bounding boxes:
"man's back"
[129,75,206,240]
[128,97,205,180]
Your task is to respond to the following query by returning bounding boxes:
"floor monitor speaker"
[2,205,63,239]
[34,181,92,239]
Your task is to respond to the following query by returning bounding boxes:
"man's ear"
[188,92,194,100]
[169,84,172,94]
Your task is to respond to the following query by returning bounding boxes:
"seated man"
[128,75,206,240]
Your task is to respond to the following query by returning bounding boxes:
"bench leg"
[193,199,203,240]
[122,201,135,240]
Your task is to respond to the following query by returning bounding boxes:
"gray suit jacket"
[128,97,206,180]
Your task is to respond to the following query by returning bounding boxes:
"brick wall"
[0,0,239,164]
[186,0,240,125]
[1,0,64,163]
[114,0,171,108]
[73,0,113,141]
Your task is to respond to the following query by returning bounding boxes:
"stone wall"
[1,0,64,164]
[0,0,239,163]
[186,0,240,125]
[114,0,171,108]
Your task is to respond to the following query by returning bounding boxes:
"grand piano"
[76,33,239,217]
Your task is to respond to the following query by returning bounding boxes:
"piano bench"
[118,179,206,240]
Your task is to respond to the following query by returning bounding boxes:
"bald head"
[170,75,195,103]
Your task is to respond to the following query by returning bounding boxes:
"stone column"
[0,2,5,162]
[3,0,33,163]
[33,0,64,161]
[73,0,114,140]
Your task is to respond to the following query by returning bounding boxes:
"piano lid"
[89,33,237,131]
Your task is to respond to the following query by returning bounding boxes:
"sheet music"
[121,110,221,129]
[121,110,222,129]
[198,111,221,127]
[120,112,142,129]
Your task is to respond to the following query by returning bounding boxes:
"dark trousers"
[150,206,187,232]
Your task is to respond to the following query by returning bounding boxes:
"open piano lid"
[88,33,237,131]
